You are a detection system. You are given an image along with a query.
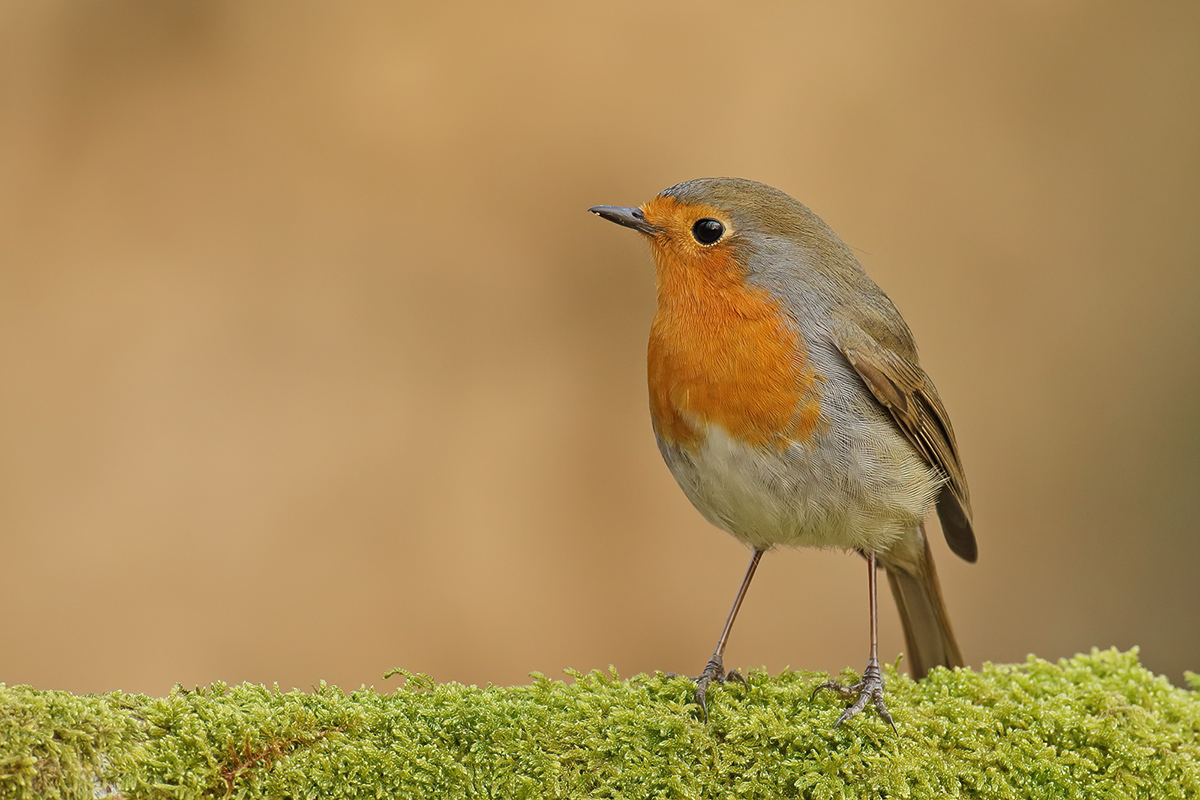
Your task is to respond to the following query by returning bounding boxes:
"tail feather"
[883,527,962,679]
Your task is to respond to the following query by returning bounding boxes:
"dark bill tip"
[588,205,657,235]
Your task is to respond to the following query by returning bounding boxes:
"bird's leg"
[695,548,763,720]
[812,551,896,730]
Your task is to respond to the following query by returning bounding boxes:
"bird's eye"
[691,218,725,245]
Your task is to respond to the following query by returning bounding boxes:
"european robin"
[589,178,976,727]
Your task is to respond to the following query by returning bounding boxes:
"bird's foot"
[694,655,745,721]
[812,658,896,730]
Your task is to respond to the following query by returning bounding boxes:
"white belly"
[657,418,943,554]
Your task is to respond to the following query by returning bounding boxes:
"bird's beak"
[588,205,658,235]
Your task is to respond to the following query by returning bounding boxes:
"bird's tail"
[881,524,963,679]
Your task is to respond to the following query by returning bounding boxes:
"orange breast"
[646,244,824,452]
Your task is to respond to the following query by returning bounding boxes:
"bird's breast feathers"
[647,276,825,453]
[648,295,942,551]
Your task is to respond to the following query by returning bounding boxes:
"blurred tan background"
[1,2,1197,697]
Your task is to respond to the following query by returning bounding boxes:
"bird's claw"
[694,656,744,720]
[812,659,895,730]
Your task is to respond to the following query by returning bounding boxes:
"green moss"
[2,649,1197,799]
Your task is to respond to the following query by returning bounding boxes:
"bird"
[588,177,977,727]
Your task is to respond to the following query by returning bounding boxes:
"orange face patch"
[641,195,824,451]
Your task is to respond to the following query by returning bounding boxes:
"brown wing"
[836,323,977,563]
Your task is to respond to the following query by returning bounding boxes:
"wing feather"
[837,323,977,563]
